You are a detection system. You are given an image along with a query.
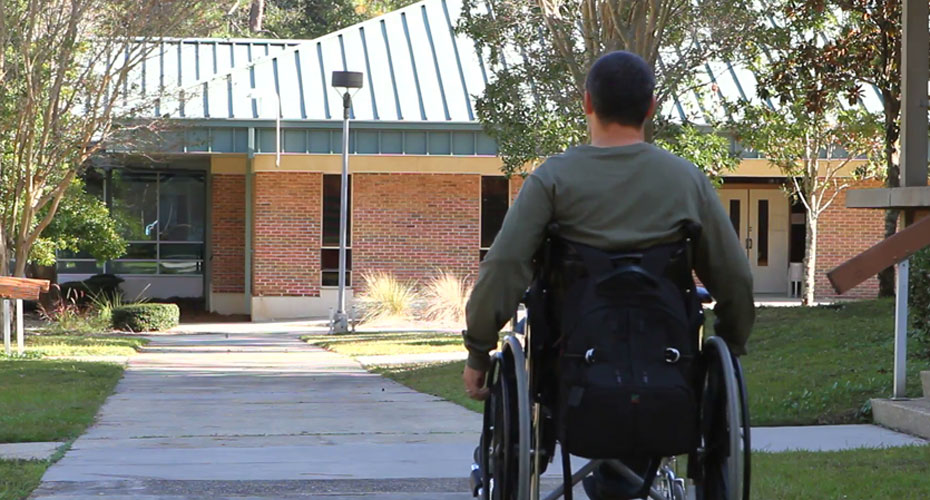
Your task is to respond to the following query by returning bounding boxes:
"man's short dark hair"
[585,51,656,127]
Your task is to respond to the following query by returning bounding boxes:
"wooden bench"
[0,277,51,356]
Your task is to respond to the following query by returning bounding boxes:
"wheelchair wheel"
[695,336,751,500]
[480,338,531,500]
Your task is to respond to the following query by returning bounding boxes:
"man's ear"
[645,95,658,120]
[583,91,595,116]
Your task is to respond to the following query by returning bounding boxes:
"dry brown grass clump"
[422,270,473,326]
[355,272,418,324]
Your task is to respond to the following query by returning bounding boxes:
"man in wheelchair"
[462,51,754,499]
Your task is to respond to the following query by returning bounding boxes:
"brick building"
[59,0,886,319]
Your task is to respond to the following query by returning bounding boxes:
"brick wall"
[210,174,245,293]
[353,173,480,284]
[815,179,885,299]
[253,172,322,296]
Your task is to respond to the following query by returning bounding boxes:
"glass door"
[718,189,789,294]
[719,189,750,258]
[748,190,789,294]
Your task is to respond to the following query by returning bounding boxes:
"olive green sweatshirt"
[464,142,755,371]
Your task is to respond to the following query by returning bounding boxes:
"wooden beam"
[0,284,41,301]
[846,186,930,209]
[827,214,930,294]
[8,277,50,293]
[901,0,929,188]
[0,277,51,300]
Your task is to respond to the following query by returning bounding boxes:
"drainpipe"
[245,127,255,319]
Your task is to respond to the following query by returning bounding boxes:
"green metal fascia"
[168,117,485,132]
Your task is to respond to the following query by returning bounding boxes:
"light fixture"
[330,71,363,333]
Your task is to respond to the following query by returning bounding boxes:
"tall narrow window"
[789,198,807,263]
[481,176,509,260]
[757,199,769,266]
[728,199,741,239]
[322,174,351,286]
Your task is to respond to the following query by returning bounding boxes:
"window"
[480,176,509,260]
[728,199,741,239]
[56,169,206,276]
[757,199,769,266]
[322,174,351,286]
[789,198,807,263]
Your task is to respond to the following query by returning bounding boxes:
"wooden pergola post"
[835,0,929,400]
[892,0,928,399]
[2,300,9,356]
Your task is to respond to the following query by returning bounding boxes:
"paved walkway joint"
[0,441,63,461]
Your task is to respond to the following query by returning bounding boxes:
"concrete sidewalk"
[31,332,483,499]
[29,327,926,499]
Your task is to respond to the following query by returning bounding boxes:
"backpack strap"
[561,427,573,500]
[559,388,573,500]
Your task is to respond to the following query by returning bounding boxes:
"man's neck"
[589,122,645,148]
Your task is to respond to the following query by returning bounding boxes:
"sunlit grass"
[23,335,148,358]
[303,331,464,357]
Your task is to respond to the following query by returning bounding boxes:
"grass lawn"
[353,300,930,426]
[303,331,464,357]
[0,360,125,443]
[24,335,148,357]
[753,446,930,498]
[374,360,481,412]
[718,299,930,425]
[0,460,48,500]
[0,334,146,499]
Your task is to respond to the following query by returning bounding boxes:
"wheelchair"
[469,232,751,500]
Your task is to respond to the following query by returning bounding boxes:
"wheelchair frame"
[472,323,751,500]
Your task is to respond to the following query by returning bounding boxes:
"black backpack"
[528,224,703,497]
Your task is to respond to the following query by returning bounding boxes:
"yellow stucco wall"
[210,154,868,178]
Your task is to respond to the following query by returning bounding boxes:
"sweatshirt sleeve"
[464,173,554,371]
[692,177,755,355]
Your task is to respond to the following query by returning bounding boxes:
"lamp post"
[330,71,363,333]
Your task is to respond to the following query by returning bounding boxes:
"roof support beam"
[901,0,929,189]
[845,186,930,208]
[827,213,930,294]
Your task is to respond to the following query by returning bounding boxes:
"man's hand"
[463,365,490,401]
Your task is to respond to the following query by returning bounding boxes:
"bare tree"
[0,0,214,277]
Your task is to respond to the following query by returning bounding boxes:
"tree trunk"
[0,225,8,276]
[249,0,264,33]
[802,215,818,306]
[878,93,901,297]
[13,244,28,277]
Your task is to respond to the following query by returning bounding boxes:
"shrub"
[112,303,179,332]
[909,248,930,343]
[38,286,110,335]
[355,272,417,323]
[423,271,473,326]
